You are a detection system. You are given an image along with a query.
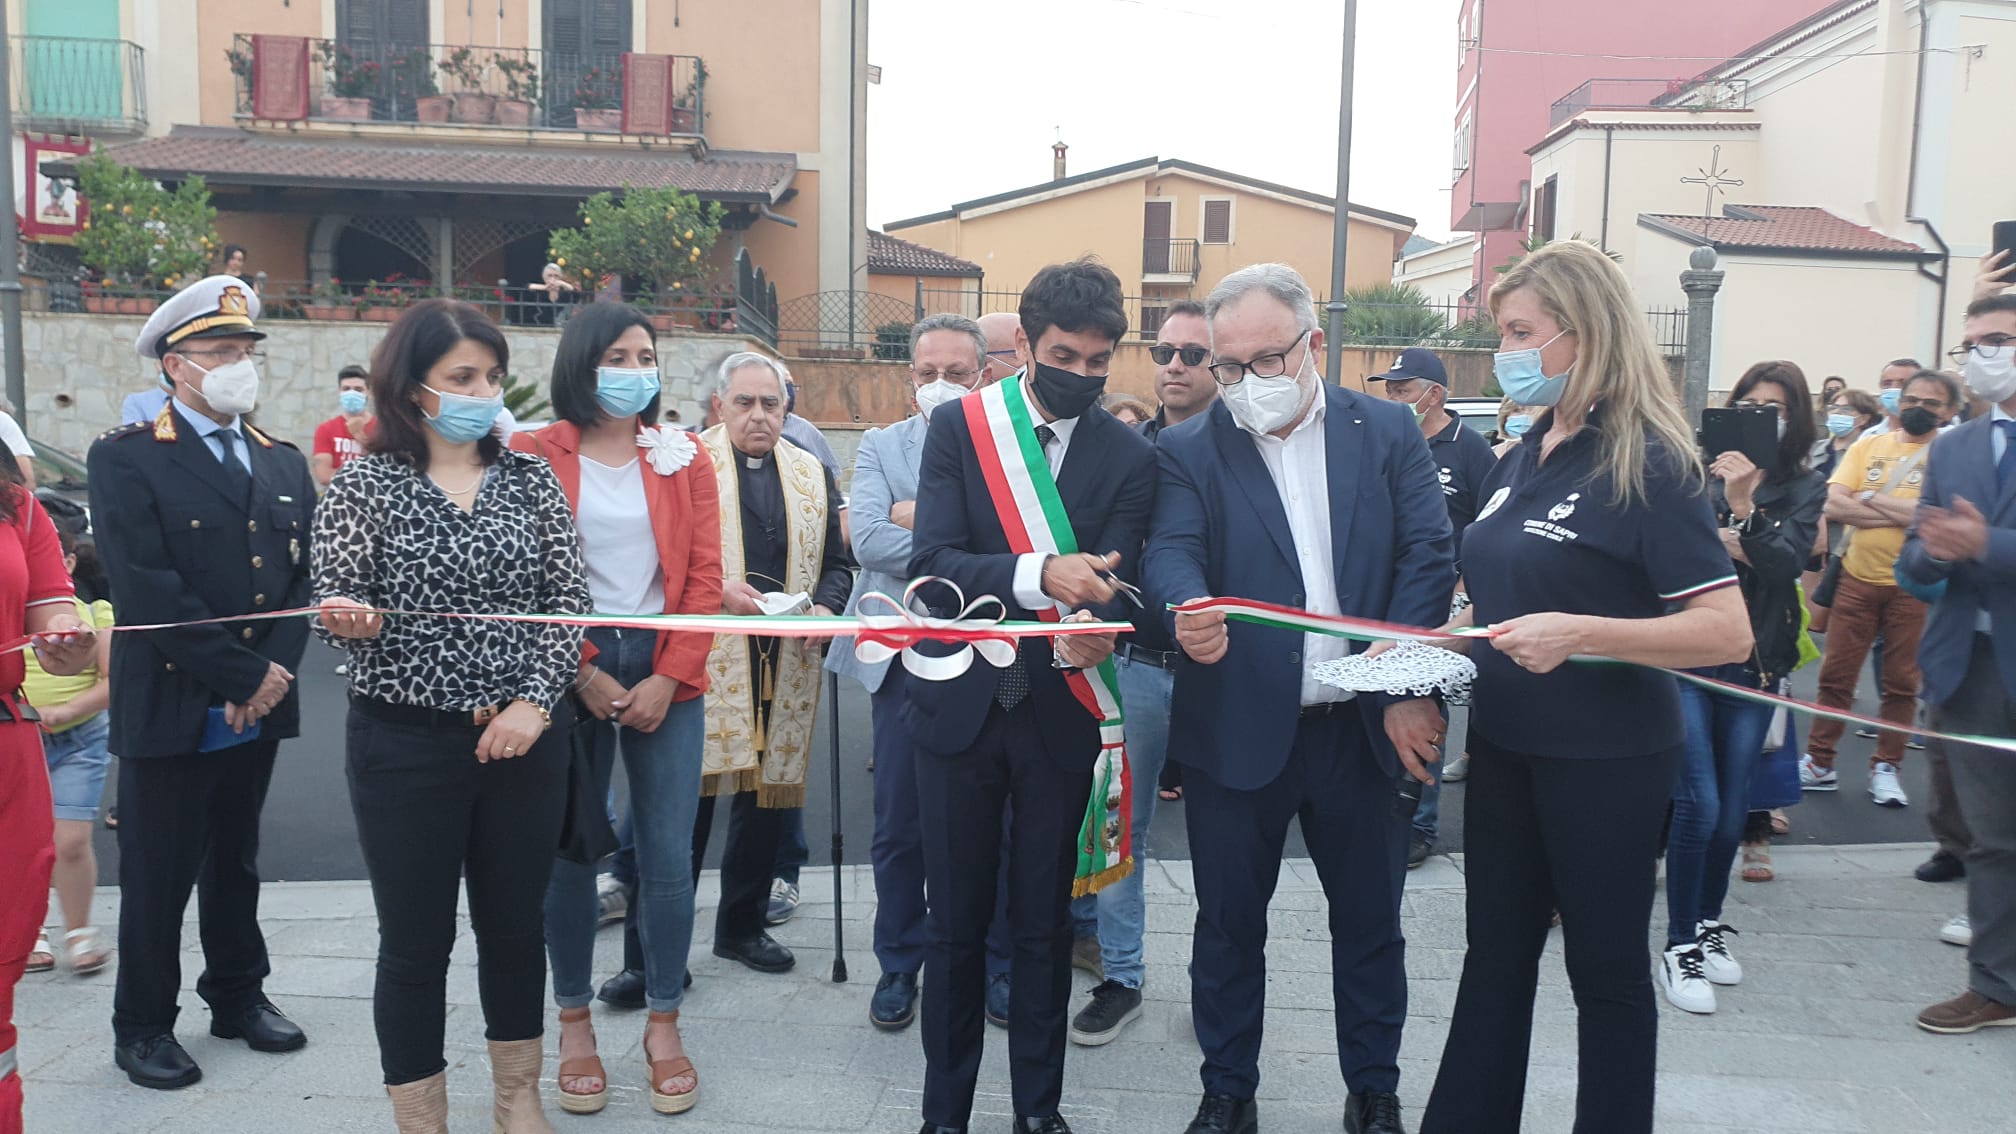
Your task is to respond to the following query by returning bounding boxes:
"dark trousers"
[915,702,1092,1128]
[1421,732,1682,1134]
[1185,711,1409,1099]
[346,710,568,1085]
[1932,635,2016,1006]
[111,739,279,1046]
[1925,735,1975,862]
[691,788,786,943]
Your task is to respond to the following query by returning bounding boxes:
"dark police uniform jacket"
[87,402,316,759]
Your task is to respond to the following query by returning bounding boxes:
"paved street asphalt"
[91,643,1951,884]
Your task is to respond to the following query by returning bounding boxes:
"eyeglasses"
[1209,331,1310,386]
[1947,336,2016,363]
[177,348,266,366]
[912,367,979,384]
[1149,344,1209,367]
[1898,395,1949,410]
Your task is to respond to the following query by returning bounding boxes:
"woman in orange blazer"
[512,303,721,1118]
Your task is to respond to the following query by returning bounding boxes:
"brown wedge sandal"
[556,1005,608,1115]
[645,1009,699,1115]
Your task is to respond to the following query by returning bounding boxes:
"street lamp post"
[1323,0,1359,385]
[0,6,26,427]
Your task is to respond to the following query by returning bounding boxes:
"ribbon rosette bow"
[638,425,698,475]
[852,577,1016,682]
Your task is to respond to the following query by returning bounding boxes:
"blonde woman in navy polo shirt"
[1419,241,1753,1134]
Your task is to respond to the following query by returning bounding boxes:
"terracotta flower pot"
[320,96,373,121]
[116,297,157,316]
[649,313,678,333]
[82,295,113,314]
[450,92,497,124]
[360,306,399,322]
[415,94,453,123]
[671,106,697,133]
[574,107,622,132]
[495,99,534,127]
[304,304,357,322]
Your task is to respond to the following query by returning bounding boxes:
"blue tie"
[1997,420,2016,489]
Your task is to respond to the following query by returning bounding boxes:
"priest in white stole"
[694,352,852,974]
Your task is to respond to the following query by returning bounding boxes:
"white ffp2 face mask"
[185,357,261,417]
[1221,348,1314,435]
[914,378,975,421]
[1964,343,2016,404]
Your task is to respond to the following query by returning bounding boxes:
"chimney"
[1053,140,1069,181]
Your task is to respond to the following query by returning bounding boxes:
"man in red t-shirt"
[311,364,372,487]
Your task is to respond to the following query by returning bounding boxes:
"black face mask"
[1028,360,1106,420]
[1900,406,1940,436]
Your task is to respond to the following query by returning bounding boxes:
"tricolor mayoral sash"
[962,377,1133,896]
[699,426,827,808]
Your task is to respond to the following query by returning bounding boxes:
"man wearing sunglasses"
[1368,348,1495,871]
[1142,300,1218,442]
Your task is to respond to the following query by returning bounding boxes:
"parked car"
[29,438,91,532]
[1446,396,1505,440]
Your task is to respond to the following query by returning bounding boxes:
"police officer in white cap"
[87,275,318,1090]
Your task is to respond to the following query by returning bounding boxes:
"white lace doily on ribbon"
[638,426,698,475]
[852,577,1016,682]
[1312,641,1476,702]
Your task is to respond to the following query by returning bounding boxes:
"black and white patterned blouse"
[312,450,590,712]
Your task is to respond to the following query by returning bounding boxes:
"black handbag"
[556,710,617,865]
[1811,553,1844,609]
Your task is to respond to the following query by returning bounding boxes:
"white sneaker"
[595,873,631,928]
[1940,915,1973,948]
[1441,751,1471,782]
[1695,920,1743,986]
[1869,763,1909,807]
[1799,756,1838,791]
[1660,944,1717,1014]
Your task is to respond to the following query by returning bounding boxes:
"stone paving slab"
[16,845,2010,1133]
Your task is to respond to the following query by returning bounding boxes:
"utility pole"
[0,5,25,427]
[1322,0,1358,384]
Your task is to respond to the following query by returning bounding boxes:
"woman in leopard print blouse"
[312,299,589,1132]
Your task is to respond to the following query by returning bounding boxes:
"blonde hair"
[1489,240,1699,505]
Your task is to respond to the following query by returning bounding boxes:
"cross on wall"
[1680,145,1745,239]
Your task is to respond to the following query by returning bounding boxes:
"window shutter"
[385,0,428,44]
[335,0,379,47]
[589,0,632,55]
[547,0,585,56]
[338,0,427,46]
[1202,200,1232,245]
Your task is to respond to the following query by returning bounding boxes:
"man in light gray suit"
[1900,292,2016,1036]
[829,313,1002,1032]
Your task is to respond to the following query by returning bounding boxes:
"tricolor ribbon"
[1172,596,2016,755]
[851,578,1022,682]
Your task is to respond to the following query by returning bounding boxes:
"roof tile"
[867,230,981,277]
[1640,205,1923,255]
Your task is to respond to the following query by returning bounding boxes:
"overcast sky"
[865,0,1461,241]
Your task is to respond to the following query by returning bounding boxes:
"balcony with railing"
[1142,237,1200,282]
[229,35,705,138]
[11,36,147,135]
[1549,77,1749,128]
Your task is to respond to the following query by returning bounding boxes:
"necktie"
[1997,420,2016,488]
[995,424,1060,710]
[214,428,253,495]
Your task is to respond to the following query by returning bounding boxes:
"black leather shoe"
[1343,1090,1406,1134]
[916,1124,966,1134]
[984,971,1011,1029]
[597,967,647,1008]
[209,1000,307,1053]
[1185,1093,1258,1134]
[1016,1117,1073,1134]
[114,1034,203,1090]
[871,971,919,1030]
[713,932,795,973]
[1916,851,1966,883]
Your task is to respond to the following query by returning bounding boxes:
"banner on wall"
[20,134,91,243]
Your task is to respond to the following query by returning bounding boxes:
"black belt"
[1299,701,1348,719]
[1120,644,1180,671]
[351,695,502,730]
[0,690,39,724]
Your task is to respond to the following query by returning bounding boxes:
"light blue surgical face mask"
[339,390,368,415]
[1504,414,1534,439]
[423,385,504,443]
[1826,413,1855,437]
[594,366,661,419]
[1879,387,1902,415]
[1492,330,1573,406]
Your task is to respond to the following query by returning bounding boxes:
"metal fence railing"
[11,35,147,135]
[1550,76,1750,128]
[1143,238,1200,278]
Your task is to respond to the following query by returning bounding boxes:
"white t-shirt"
[0,411,29,463]
[577,456,664,616]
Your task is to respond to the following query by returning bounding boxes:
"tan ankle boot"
[488,1038,555,1134]
[386,1071,449,1134]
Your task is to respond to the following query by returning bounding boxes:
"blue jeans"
[44,712,112,822]
[545,627,705,1013]
[1667,663,1772,946]
[1412,731,1449,844]
[1065,651,1170,989]
[775,807,809,884]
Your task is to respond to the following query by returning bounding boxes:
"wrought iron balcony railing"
[1142,237,1200,279]
[229,34,705,137]
[1549,77,1749,128]
[11,36,148,135]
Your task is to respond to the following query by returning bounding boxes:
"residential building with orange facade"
[14,0,867,325]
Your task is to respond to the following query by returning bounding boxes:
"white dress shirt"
[1010,391,1081,612]
[1250,396,1351,706]
[171,398,252,473]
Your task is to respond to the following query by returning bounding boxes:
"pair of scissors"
[1096,568,1146,610]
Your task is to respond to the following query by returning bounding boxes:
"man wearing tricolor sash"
[1145,264,1455,1134]
[904,260,1157,1134]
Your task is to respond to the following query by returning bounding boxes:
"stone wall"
[1,311,765,457]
